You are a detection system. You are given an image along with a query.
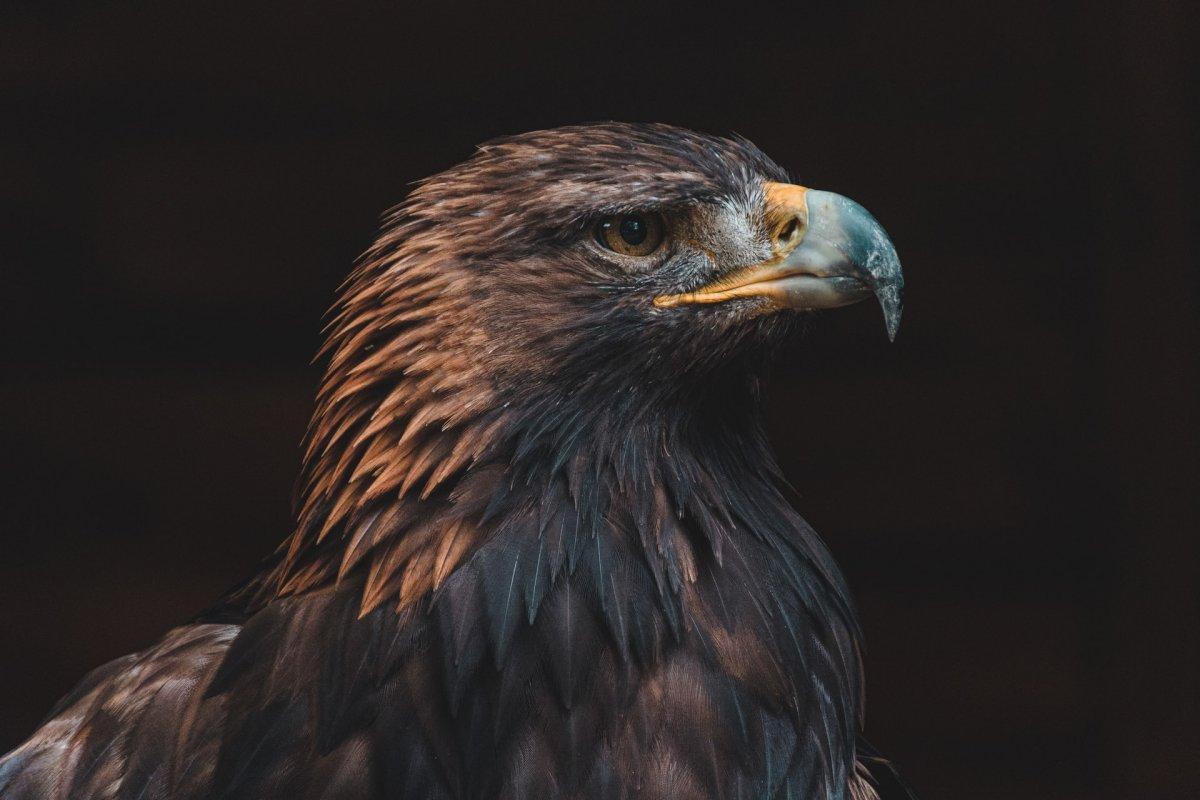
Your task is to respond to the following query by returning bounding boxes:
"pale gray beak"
[788,189,905,340]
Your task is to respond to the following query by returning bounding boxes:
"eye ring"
[595,213,665,257]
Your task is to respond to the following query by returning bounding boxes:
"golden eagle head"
[268,122,902,612]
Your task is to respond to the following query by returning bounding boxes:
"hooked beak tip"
[877,283,903,342]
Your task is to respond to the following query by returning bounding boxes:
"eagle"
[0,123,912,800]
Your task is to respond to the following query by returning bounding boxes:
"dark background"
[1,2,1195,798]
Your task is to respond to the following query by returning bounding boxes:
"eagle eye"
[595,213,665,257]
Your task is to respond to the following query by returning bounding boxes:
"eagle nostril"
[777,216,800,246]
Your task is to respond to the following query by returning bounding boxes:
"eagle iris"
[595,212,664,256]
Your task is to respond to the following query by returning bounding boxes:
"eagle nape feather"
[0,122,915,800]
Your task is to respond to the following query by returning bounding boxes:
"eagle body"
[0,124,912,800]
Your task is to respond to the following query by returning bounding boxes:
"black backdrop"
[1,3,1195,798]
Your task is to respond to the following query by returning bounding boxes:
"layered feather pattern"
[0,123,913,800]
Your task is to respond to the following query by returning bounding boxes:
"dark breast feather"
[0,488,877,800]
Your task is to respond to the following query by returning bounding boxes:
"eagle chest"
[410,534,837,799]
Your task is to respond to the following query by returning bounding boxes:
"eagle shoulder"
[0,623,235,800]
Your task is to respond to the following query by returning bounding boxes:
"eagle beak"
[653,183,905,340]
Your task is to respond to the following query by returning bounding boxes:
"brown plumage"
[0,123,915,799]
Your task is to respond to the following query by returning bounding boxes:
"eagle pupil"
[619,216,647,245]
